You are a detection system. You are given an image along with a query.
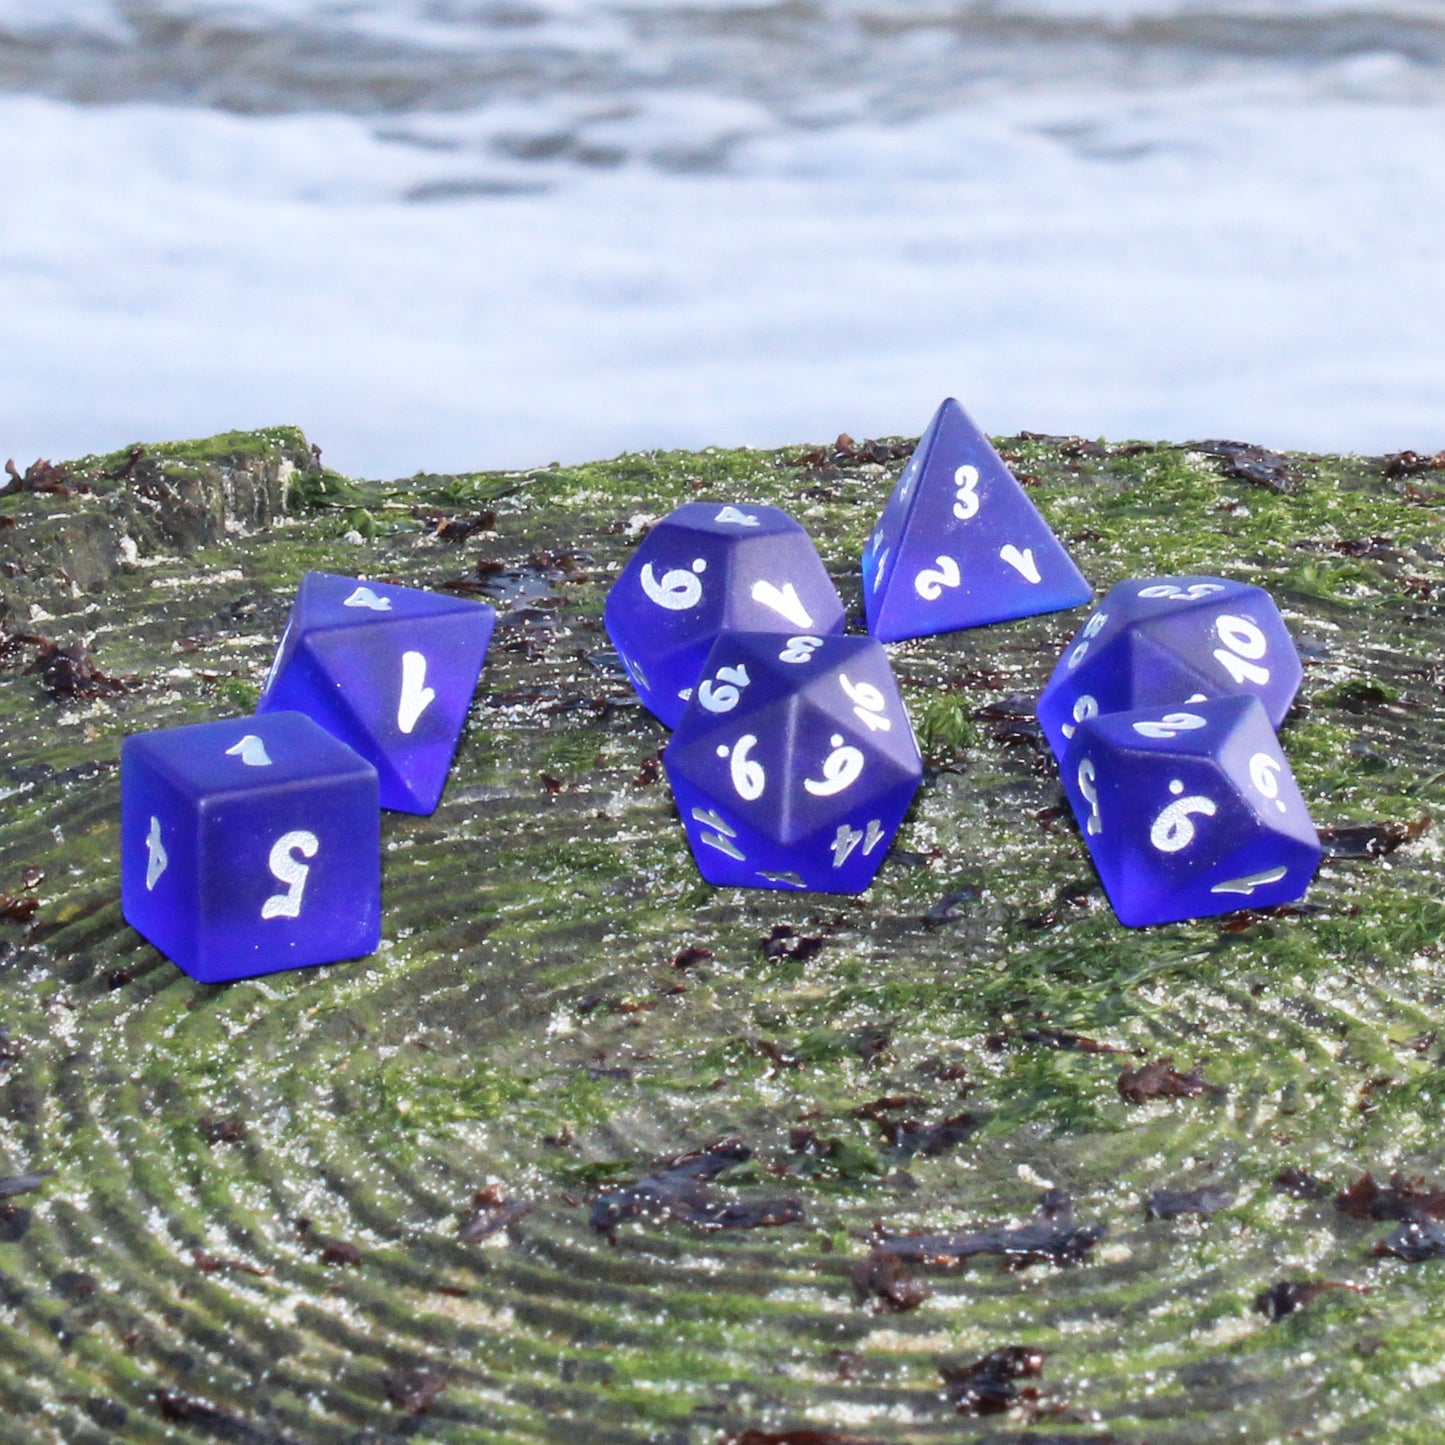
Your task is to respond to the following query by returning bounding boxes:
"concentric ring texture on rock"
[0,428,1442,1442]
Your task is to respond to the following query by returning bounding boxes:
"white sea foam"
[1,1,1443,473]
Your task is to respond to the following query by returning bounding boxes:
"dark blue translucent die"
[257,571,496,814]
[121,712,381,982]
[604,502,846,728]
[861,398,1091,642]
[1036,575,1303,762]
[1059,694,1320,927]
[664,631,922,893]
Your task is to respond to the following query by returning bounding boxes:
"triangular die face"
[786,651,922,780]
[865,398,1091,641]
[259,604,491,816]
[718,532,846,638]
[264,617,299,698]
[296,571,479,633]
[666,689,798,843]
[259,637,420,811]
[1125,628,1221,712]
[1037,630,1138,761]
[257,640,368,761]
[861,402,946,606]
[667,501,801,541]
[301,611,491,813]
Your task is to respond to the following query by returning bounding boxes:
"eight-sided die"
[258,571,496,815]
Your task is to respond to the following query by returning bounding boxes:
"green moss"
[359,1058,612,1139]
[2,425,1443,1444]
[210,676,262,712]
[1313,677,1402,710]
[910,691,981,764]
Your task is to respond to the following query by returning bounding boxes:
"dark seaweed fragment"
[386,1368,446,1414]
[2,458,82,497]
[851,1094,933,1121]
[878,1112,978,1160]
[28,640,138,701]
[1319,816,1431,859]
[1373,1220,1445,1262]
[590,1139,803,1237]
[850,1247,931,1312]
[1255,1280,1358,1320]
[0,1028,21,1069]
[940,1345,1047,1415]
[150,1389,280,1442]
[1330,536,1395,558]
[198,1114,249,1145]
[759,924,824,962]
[1145,1187,1234,1221]
[192,1250,267,1278]
[1189,439,1294,492]
[1217,902,1330,932]
[458,1185,534,1243]
[782,1129,882,1182]
[784,432,913,469]
[84,1398,127,1430]
[0,892,40,924]
[411,505,497,541]
[1335,1171,1445,1222]
[974,692,1039,721]
[294,1216,362,1266]
[1274,1168,1329,1200]
[755,1038,801,1070]
[0,1168,52,1199]
[854,1024,892,1067]
[1018,1028,1127,1055]
[1382,449,1445,480]
[1118,1057,1226,1104]
[50,1270,98,1304]
[924,886,981,923]
[0,1206,32,1242]
[670,945,711,970]
[872,1189,1105,1271]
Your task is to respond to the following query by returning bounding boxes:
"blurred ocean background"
[1,0,1442,477]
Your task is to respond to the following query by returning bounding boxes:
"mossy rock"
[0,426,1442,1443]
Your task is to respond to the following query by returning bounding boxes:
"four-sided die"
[121,712,381,982]
[862,398,1091,642]
[663,632,922,893]
[1036,576,1304,763]
[605,502,846,728]
[1059,694,1321,927]
[257,571,496,815]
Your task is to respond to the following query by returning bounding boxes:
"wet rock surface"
[0,427,1442,1439]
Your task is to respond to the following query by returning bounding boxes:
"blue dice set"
[1037,577,1322,926]
[122,400,1325,959]
[121,573,496,982]
[606,399,1098,895]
